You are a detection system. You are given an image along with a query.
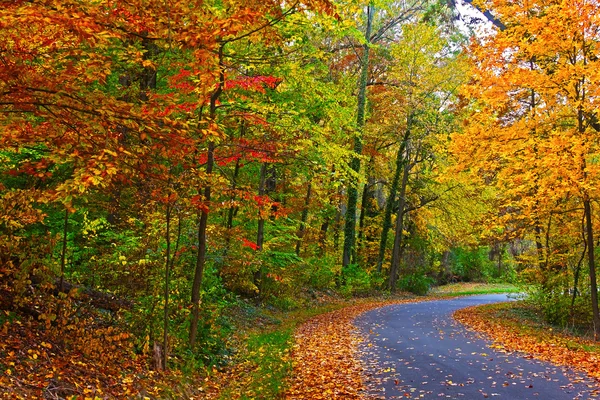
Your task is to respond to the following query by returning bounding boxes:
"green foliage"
[526,285,593,330]
[449,246,500,282]
[340,264,380,297]
[302,255,339,290]
[398,271,435,295]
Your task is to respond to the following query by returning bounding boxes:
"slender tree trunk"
[225,122,245,234]
[190,45,224,347]
[296,182,312,256]
[254,163,268,292]
[534,224,544,266]
[571,215,586,319]
[497,243,504,276]
[319,217,329,256]
[389,160,410,292]
[356,177,371,260]
[342,3,373,268]
[377,129,411,273]
[334,193,342,251]
[576,59,600,336]
[226,163,242,229]
[162,202,172,370]
[583,199,600,338]
[59,208,69,292]
[319,197,333,256]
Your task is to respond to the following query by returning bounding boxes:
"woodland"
[1,0,600,398]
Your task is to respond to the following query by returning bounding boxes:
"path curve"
[355,294,598,399]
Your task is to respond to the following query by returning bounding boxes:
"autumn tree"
[337,0,430,270]
[457,0,600,334]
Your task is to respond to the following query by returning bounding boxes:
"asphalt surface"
[355,294,599,399]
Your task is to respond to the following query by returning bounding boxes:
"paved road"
[355,294,599,399]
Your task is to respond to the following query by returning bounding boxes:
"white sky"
[454,0,497,38]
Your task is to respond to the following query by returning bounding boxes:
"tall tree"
[456,0,600,335]
[339,0,429,269]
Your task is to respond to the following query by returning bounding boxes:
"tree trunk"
[534,223,544,270]
[226,124,244,232]
[254,163,268,292]
[577,66,600,337]
[571,218,586,321]
[377,128,411,273]
[583,199,600,338]
[189,150,212,347]
[342,3,373,268]
[59,208,69,293]
[356,176,371,260]
[223,123,244,262]
[334,192,343,251]
[319,217,329,256]
[295,181,312,256]
[190,45,224,347]
[389,159,410,292]
[162,202,172,370]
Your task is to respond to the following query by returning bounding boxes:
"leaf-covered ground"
[454,301,600,396]
[0,309,193,399]
[286,297,429,399]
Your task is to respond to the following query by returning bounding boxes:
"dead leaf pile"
[286,298,426,399]
[454,302,600,383]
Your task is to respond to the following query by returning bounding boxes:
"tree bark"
[583,199,600,338]
[377,128,411,273]
[254,163,268,292]
[356,176,371,259]
[296,181,312,256]
[389,159,410,292]
[342,3,373,268]
[162,202,172,370]
[59,208,69,293]
[190,45,223,347]
[226,124,244,232]
[570,215,586,319]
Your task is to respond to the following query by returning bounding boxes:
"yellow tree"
[456,0,600,334]
[364,22,467,289]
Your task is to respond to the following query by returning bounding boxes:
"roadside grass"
[216,328,294,400]
[431,282,521,296]
[214,300,374,399]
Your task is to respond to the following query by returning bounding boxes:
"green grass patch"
[216,299,372,399]
[231,329,294,400]
[431,282,521,296]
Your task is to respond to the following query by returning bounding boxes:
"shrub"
[449,247,498,282]
[398,272,435,295]
[526,285,593,330]
[302,255,338,290]
[340,264,374,297]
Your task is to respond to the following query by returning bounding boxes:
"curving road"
[355,294,599,399]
